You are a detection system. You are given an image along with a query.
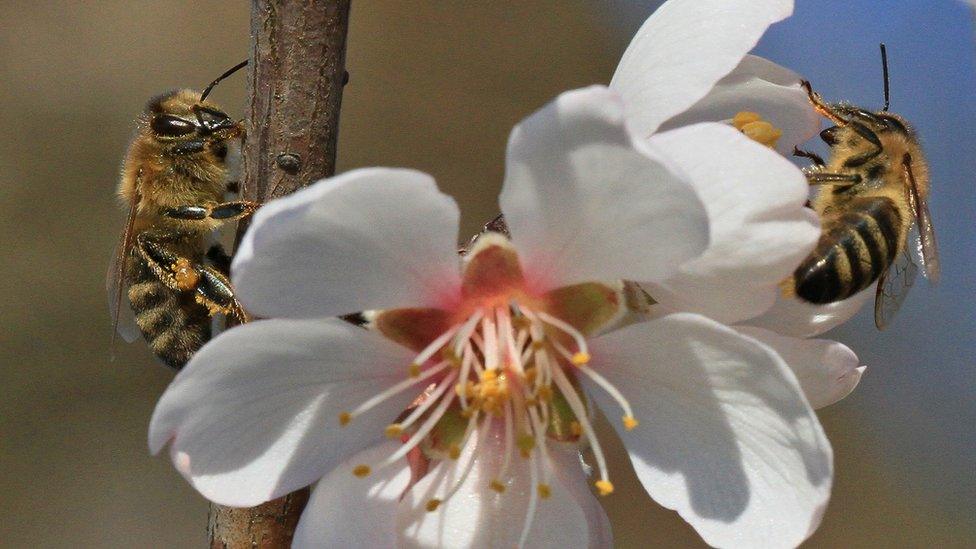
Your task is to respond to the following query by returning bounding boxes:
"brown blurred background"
[1,1,973,547]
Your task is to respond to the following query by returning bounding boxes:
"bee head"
[144,90,241,154]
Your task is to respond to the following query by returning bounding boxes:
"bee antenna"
[880,43,890,112]
[200,59,248,102]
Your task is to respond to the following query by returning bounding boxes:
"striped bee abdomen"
[794,197,902,304]
[127,256,211,369]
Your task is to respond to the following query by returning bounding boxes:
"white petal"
[148,318,421,507]
[642,123,820,323]
[500,86,708,289]
[660,55,822,155]
[397,424,611,548]
[736,326,864,409]
[611,0,793,137]
[745,283,874,338]
[293,442,409,548]
[233,168,462,318]
[587,313,831,548]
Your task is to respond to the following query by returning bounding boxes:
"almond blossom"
[609,0,868,410]
[150,84,835,548]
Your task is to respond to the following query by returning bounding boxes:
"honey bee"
[791,45,939,329]
[108,61,258,368]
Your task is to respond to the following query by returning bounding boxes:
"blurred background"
[1,0,973,546]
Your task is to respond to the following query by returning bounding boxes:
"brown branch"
[208,1,351,547]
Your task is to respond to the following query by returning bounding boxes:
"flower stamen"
[732,110,783,148]
[339,360,448,425]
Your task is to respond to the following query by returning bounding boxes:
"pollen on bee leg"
[172,258,200,290]
[595,480,614,496]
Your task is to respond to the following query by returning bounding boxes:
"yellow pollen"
[441,347,459,364]
[352,464,371,478]
[595,480,614,496]
[732,111,782,148]
[489,480,507,493]
[384,423,403,439]
[338,412,351,426]
[448,444,461,460]
[425,499,442,512]
[408,363,421,378]
[570,421,583,437]
[731,111,762,128]
[481,369,498,382]
[517,434,535,458]
[622,416,639,431]
[571,352,590,366]
[538,483,552,499]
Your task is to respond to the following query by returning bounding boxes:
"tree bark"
[208,1,351,547]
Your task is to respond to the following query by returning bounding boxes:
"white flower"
[609,0,867,409]
[150,83,835,548]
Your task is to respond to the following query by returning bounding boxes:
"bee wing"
[107,245,140,343]
[874,241,919,330]
[903,156,940,283]
[108,198,141,344]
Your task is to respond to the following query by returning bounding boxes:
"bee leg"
[135,231,248,322]
[194,265,249,322]
[805,172,862,186]
[792,146,826,166]
[163,200,260,223]
[206,244,233,273]
[800,80,847,125]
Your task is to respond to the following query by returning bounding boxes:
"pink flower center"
[338,234,638,543]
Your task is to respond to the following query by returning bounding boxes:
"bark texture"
[208,1,351,547]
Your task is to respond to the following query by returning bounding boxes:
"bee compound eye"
[152,115,196,137]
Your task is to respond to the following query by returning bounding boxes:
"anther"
[352,464,371,478]
[595,480,614,496]
[408,363,421,378]
[448,444,461,460]
[571,352,591,366]
[531,340,545,350]
[731,111,762,129]
[570,421,583,437]
[384,423,403,439]
[489,480,507,493]
[536,385,553,403]
[338,412,351,426]
[537,484,552,499]
[622,416,639,431]
[425,499,442,512]
[517,434,535,458]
